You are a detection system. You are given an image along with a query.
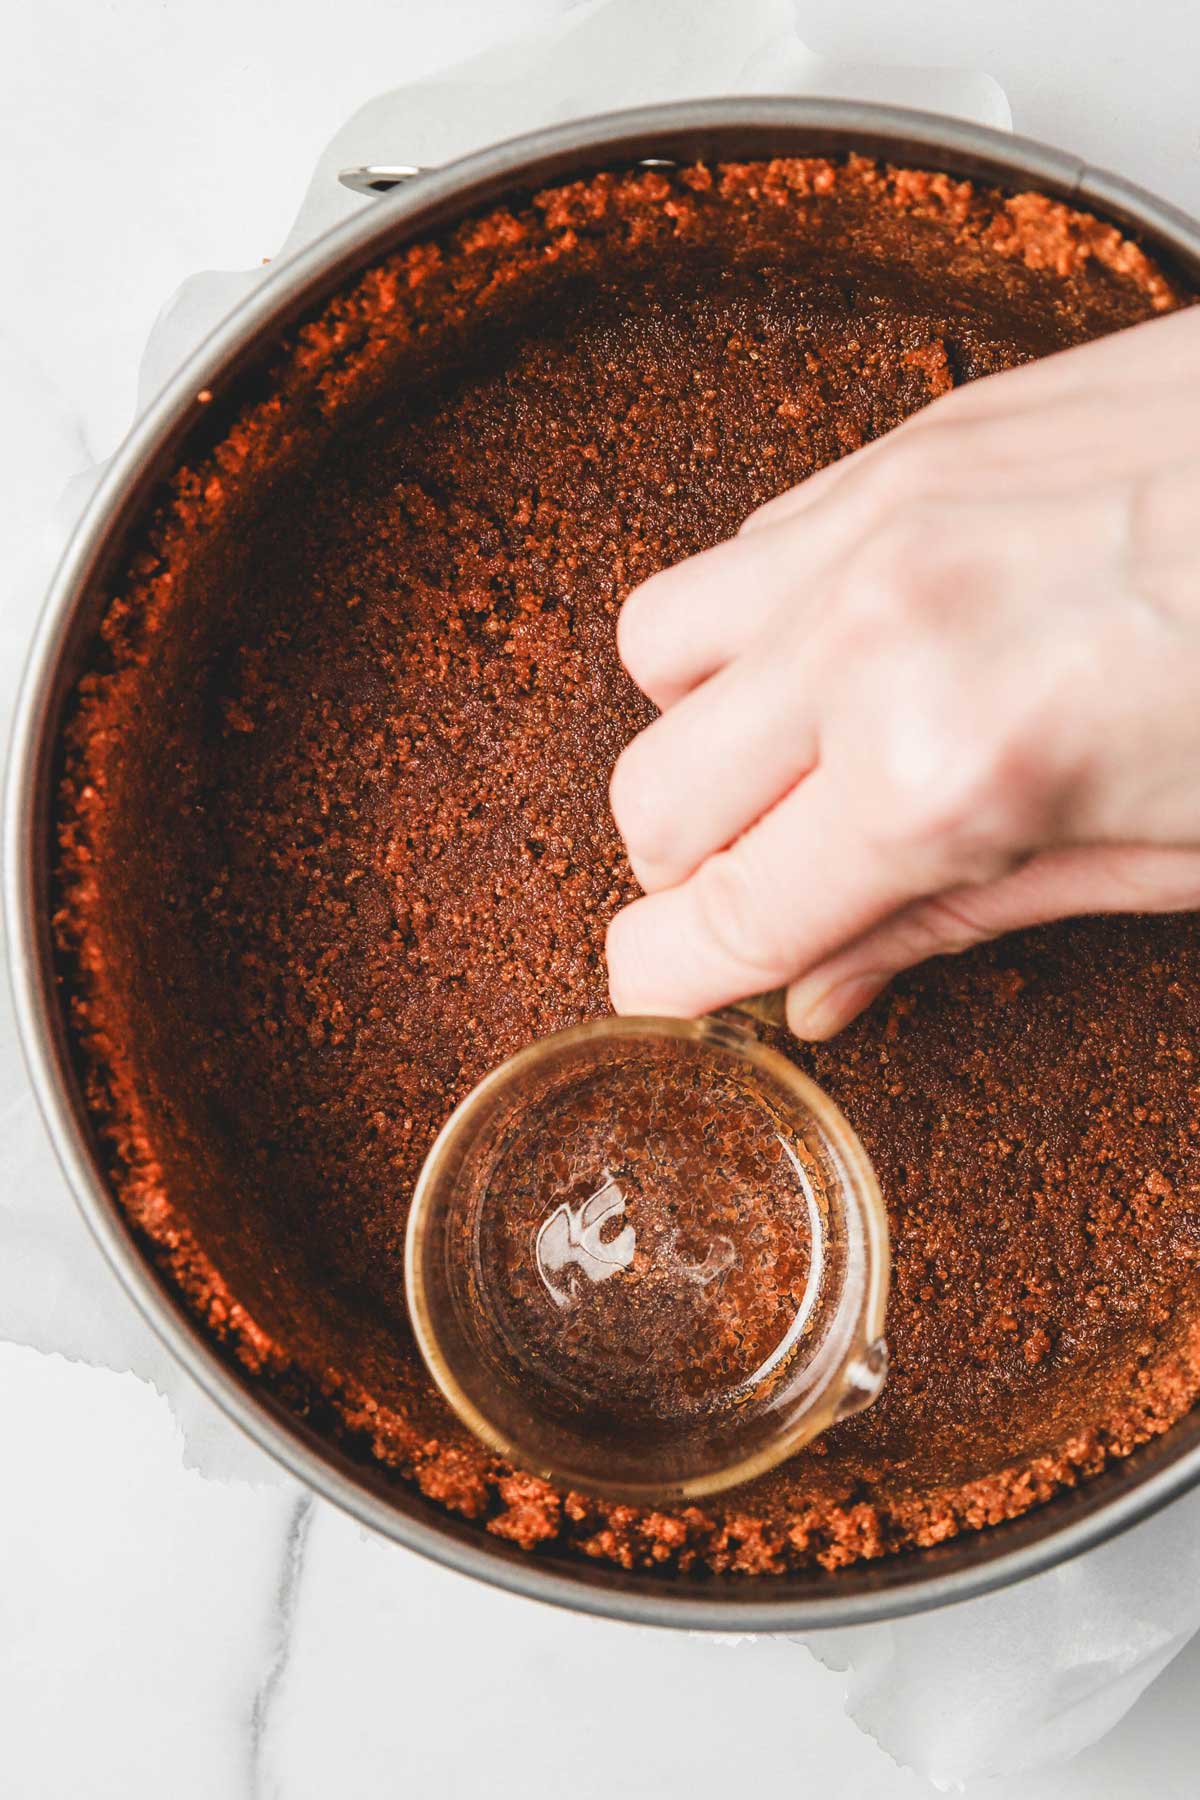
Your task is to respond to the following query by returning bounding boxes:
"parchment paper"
[5,1,1200,1784]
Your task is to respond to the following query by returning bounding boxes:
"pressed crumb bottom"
[55,156,1200,1577]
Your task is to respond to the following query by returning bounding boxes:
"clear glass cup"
[405,1006,889,1502]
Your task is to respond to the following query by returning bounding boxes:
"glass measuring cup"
[404,997,889,1502]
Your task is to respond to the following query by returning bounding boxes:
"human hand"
[606,305,1200,1038]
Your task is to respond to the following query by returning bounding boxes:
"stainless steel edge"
[7,98,1200,1634]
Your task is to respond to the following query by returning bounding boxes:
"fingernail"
[787,973,887,1040]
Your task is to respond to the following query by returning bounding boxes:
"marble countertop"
[3,3,1200,1794]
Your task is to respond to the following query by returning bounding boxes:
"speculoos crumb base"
[56,156,1200,1576]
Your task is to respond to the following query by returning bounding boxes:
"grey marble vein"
[249,1492,315,1799]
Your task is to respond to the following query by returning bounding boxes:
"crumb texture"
[56,157,1200,1577]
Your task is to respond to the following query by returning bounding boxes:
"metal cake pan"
[8,98,1200,1633]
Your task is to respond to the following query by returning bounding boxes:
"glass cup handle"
[834,1337,890,1421]
[725,988,788,1030]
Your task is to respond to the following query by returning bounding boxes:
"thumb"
[786,844,1200,1039]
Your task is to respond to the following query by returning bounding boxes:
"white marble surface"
[4,3,1200,1794]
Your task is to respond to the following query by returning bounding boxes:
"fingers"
[607,307,1200,1026]
[623,312,1200,716]
[609,642,818,893]
[610,481,1118,1009]
[607,772,931,1019]
[619,447,915,711]
[620,423,953,721]
[785,843,1200,1038]
[617,525,804,710]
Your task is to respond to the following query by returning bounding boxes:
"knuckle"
[871,501,953,583]
[738,493,788,535]
[866,704,1039,884]
[895,758,990,846]
[862,428,961,510]
[838,505,956,636]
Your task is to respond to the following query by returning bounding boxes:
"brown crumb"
[54,156,1200,1580]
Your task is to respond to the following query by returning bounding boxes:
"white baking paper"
[5,0,1199,1784]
